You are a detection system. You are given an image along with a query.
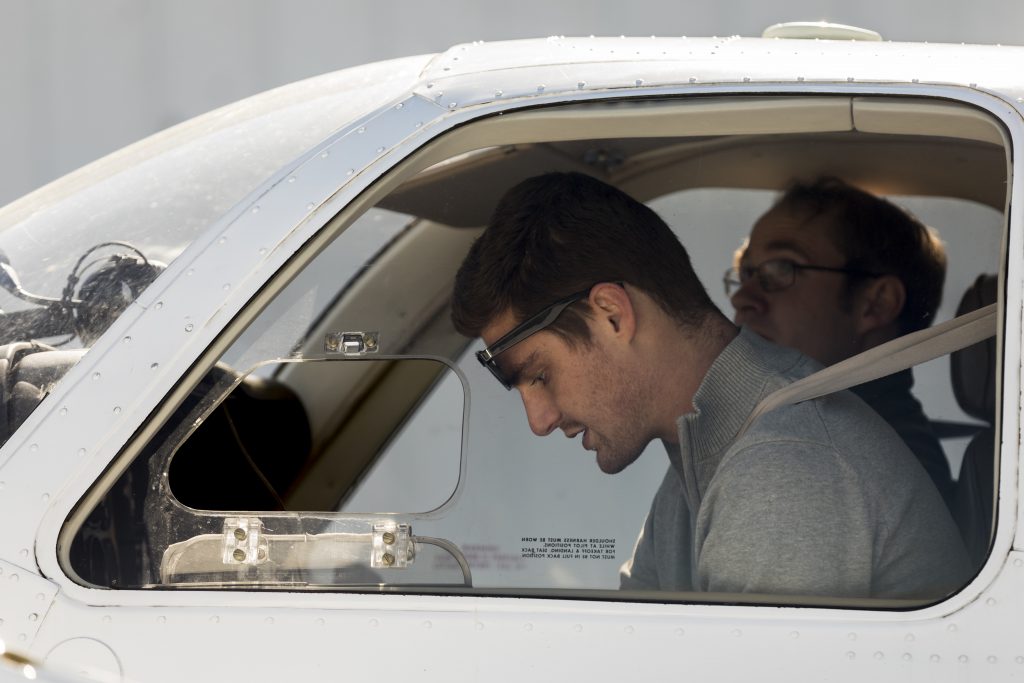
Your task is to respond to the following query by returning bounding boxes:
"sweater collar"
[674,326,808,495]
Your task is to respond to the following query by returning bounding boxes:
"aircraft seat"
[950,274,998,568]
[168,369,313,511]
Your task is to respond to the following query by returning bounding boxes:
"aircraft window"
[69,356,467,590]
[64,94,1008,607]
[335,368,463,514]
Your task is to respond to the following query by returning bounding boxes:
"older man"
[728,178,953,508]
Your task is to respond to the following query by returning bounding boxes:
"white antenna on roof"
[762,21,883,41]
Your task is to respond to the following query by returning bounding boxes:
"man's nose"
[730,277,766,320]
[521,389,559,436]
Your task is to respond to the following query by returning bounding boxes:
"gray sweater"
[620,327,970,598]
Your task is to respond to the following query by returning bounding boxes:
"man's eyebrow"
[761,238,813,261]
[501,350,539,388]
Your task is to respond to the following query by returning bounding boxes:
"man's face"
[481,308,652,474]
[730,205,865,366]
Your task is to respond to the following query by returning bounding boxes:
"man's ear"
[855,275,905,334]
[589,282,637,341]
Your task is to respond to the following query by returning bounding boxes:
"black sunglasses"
[476,285,608,390]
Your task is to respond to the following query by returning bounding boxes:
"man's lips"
[564,426,595,451]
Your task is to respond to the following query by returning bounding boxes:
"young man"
[727,178,954,508]
[451,171,968,598]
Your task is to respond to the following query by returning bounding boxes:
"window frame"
[40,84,1019,620]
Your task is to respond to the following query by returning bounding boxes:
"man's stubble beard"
[591,356,654,475]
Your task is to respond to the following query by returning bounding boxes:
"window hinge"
[371,522,414,569]
[222,516,269,565]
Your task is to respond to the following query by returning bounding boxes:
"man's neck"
[650,312,739,444]
[857,324,901,357]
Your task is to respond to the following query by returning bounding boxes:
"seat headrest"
[951,274,998,422]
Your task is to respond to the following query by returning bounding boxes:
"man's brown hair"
[451,172,716,343]
[773,177,947,333]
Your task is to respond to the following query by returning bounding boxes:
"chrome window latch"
[325,331,379,355]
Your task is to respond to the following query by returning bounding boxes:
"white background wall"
[2,0,1024,207]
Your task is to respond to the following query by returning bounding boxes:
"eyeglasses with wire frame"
[723,258,880,297]
[476,286,599,390]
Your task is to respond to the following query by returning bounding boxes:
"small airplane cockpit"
[23,92,1001,609]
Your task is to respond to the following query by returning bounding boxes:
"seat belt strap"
[737,303,998,439]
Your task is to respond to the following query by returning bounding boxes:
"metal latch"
[222,517,269,565]
[325,331,379,355]
[371,522,414,569]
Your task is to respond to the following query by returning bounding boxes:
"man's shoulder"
[719,402,851,487]
[731,387,915,474]
[732,330,920,458]
[699,329,926,484]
